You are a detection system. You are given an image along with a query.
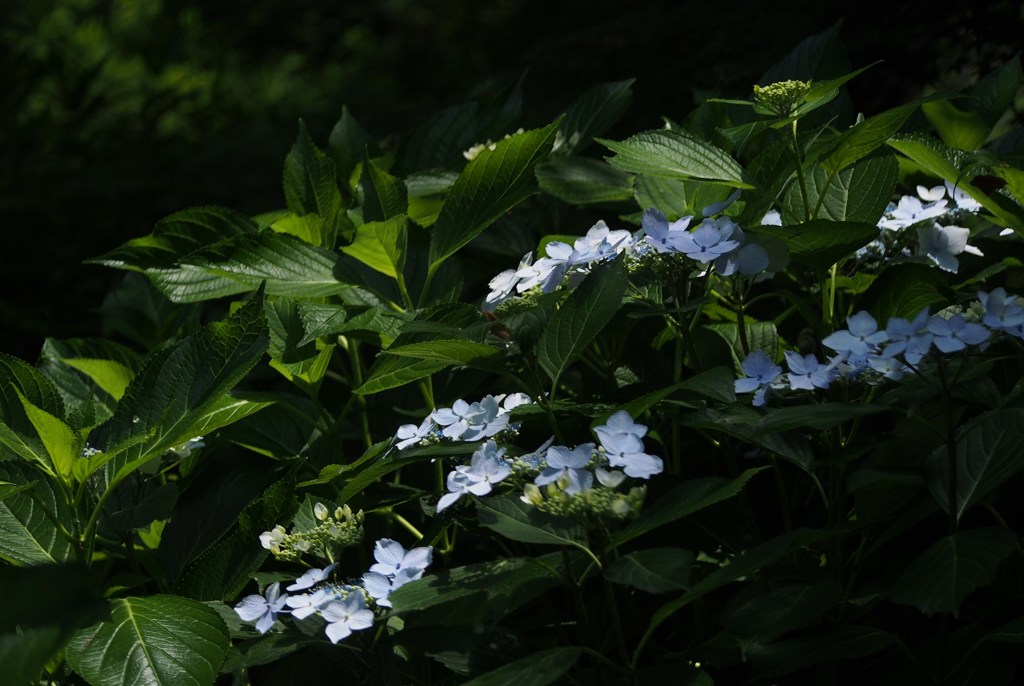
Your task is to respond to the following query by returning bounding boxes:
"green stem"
[938,358,959,534]
[791,120,811,223]
[602,576,630,666]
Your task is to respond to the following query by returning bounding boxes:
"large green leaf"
[182,232,348,298]
[340,216,408,278]
[725,582,842,640]
[16,388,80,481]
[476,495,589,550]
[283,120,346,247]
[537,259,627,384]
[634,529,828,663]
[888,134,1024,230]
[598,129,750,187]
[604,547,694,593]
[746,625,895,680]
[535,157,634,205]
[0,462,75,565]
[327,105,377,188]
[461,647,582,686]
[860,263,952,323]
[927,408,1024,521]
[360,158,408,222]
[0,353,67,475]
[91,206,258,270]
[634,175,732,219]
[554,79,634,155]
[60,358,134,402]
[428,119,561,268]
[383,339,504,372]
[783,153,898,224]
[890,527,1017,616]
[822,104,916,171]
[92,295,268,490]
[355,357,448,395]
[612,468,767,547]
[66,595,230,686]
[763,219,880,271]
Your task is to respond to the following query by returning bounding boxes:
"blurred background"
[2,0,1021,359]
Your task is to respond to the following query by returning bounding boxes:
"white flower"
[235,582,288,634]
[259,525,287,552]
[917,223,982,273]
[878,195,949,231]
[286,563,338,592]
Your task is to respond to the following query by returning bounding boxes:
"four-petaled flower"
[235,582,288,634]
[535,444,596,494]
[286,563,338,592]
[321,594,375,644]
[595,411,663,479]
[822,311,888,357]
[369,539,433,578]
[927,314,990,353]
[436,441,512,511]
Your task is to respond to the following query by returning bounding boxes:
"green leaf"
[634,175,732,219]
[538,259,627,383]
[15,387,80,481]
[783,153,898,224]
[60,358,134,401]
[535,157,634,205]
[476,495,589,549]
[890,527,1017,616]
[555,79,634,155]
[361,158,408,222]
[327,106,376,188]
[635,529,828,662]
[283,119,346,247]
[91,294,268,490]
[598,129,750,187]
[923,99,990,152]
[91,206,258,270]
[927,408,1024,521]
[0,462,75,565]
[725,582,842,640]
[604,548,694,593]
[340,215,408,278]
[354,357,448,395]
[383,339,504,372]
[822,104,916,171]
[746,625,895,680]
[888,134,1024,230]
[612,468,767,547]
[182,232,348,298]
[461,647,582,686]
[429,119,561,268]
[763,220,880,271]
[66,595,229,686]
[860,262,952,322]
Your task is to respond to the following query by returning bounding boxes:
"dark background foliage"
[1,0,1020,359]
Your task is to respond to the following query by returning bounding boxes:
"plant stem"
[791,120,811,223]
[938,358,958,533]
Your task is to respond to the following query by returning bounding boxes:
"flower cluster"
[259,502,364,563]
[484,221,633,310]
[484,199,773,313]
[235,538,432,643]
[869,182,985,273]
[434,411,662,524]
[393,392,532,450]
[735,288,1024,405]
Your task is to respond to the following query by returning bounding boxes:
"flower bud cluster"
[260,504,364,562]
[752,79,812,116]
[526,480,647,523]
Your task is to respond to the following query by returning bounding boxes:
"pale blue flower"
[735,350,782,394]
[917,223,982,273]
[599,432,663,479]
[978,288,1024,331]
[515,255,569,293]
[285,588,333,620]
[287,563,338,592]
[882,309,933,365]
[783,351,835,390]
[673,218,742,264]
[945,181,981,213]
[431,396,508,441]
[595,410,648,443]
[394,417,435,450]
[361,568,421,609]
[927,314,990,352]
[321,594,375,643]
[641,208,694,254]
[701,189,742,217]
[822,311,888,356]
[867,355,908,381]
[436,441,511,511]
[235,582,288,634]
[535,444,595,494]
[760,209,783,226]
[369,539,433,578]
[878,195,948,231]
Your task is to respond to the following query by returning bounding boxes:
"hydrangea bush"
[3,28,1024,685]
